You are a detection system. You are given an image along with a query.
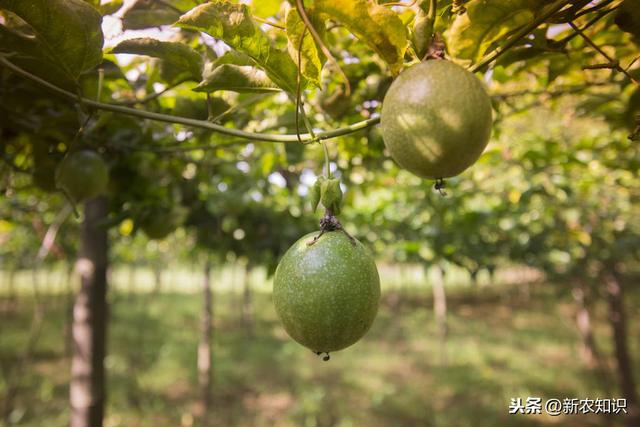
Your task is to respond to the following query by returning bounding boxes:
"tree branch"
[0,56,379,143]
[568,21,639,85]
[470,0,574,73]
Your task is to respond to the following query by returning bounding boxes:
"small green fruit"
[380,60,493,179]
[273,231,380,353]
[55,150,109,201]
[139,205,187,240]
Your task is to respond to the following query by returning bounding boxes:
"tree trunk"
[152,266,162,295]
[64,263,75,359]
[603,269,639,426]
[432,265,448,365]
[5,268,16,311]
[70,197,109,427]
[571,279,598,367]
[127,267,135,300]
[242,264,254,337]
[571,278,611,392]
[197,260,213,425]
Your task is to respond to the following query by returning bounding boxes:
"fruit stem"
[322,141,331,178]
[307,209,357,246]
[434,178,447,196]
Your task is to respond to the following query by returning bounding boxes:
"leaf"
[313,0,407,74]
[0,25,76,89]
[285,7,326,88]
[122,8,180,30]
[212,50,254,67]
[176,0,299,93]
[445,0,534,64]
[0,0,104,80]
[121,0,201,30]
[111,38,203,81]
[99,0,124,16]
[252,0,282,18]
[194,64,280,93]
[615,0,640,41]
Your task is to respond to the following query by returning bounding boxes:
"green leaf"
[0,0,104,80]
[99,0,124,16]
[320,178,343,215]
[310,176,325,213]
[615,0,640,41]
[314,0,407,74]
[120,0,202,30]
[111,38,203,82]
[445,0,534,64]
[212,51,254,67]
[122,8,180,30]
[285,7,326,88]
[252,0,282,18]
[194,64,280,93]
[0,25,76,89]
[176,0,300,93]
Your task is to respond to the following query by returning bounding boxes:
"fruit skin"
[273,231,380,353]
[55,150,109,201]
[380,60,493,179]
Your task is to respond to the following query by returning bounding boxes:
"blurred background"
[1,0,639,426]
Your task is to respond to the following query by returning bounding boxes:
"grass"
[0,266,638,427]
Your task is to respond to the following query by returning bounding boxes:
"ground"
[1,266,637,427]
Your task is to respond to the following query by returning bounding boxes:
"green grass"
[1,271,638,427]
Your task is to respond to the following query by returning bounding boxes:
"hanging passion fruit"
[380,60,493,179]
[273,231,380,355]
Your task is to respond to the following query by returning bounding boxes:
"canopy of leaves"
[0,0,638,276]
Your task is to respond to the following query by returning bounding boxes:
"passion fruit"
[55,150,109,201]
[273,231,380,354]
[380,60,493,179]
[139,205,188,240]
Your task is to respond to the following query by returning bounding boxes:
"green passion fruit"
[273,231,380,354]
[55,150,109,201]
[139,205,188,240]
[380,60,493,179]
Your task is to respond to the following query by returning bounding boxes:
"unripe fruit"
[380,60,493,179]
[55,150,109,201]
[273,231,380,353]
[139,205,187,240]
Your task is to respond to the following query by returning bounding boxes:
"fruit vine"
[0,0,625,147]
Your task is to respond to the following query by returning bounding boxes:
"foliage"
[0,0,638,293]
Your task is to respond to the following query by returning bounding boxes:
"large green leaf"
[0,0,104,80]
[252,0,282,18]
[111,38,203,81]
[122,8,180,30]
[176,0,299,93]
[615,0,640,42]
[121,0,201,30]
[285,7,326,88]
[313,0,407,74]
[445,0,535,64]
[194,64,280,93]
[0,25,76,89]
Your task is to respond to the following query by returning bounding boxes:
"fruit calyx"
[315,351,331,361]
[307,208,356,247]
[434,177,447,196]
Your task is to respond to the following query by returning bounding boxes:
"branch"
[36,204,72,262]
[0,56,379,142]
[112,78,190,106]
[568,21,639,85]
[470,0,574,73]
